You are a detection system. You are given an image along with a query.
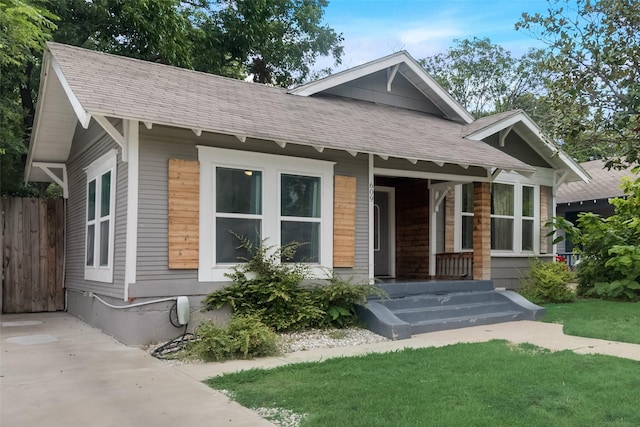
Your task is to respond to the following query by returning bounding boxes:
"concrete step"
[392,301,513,324]
[380,290,499,310]
[410,310,525,335]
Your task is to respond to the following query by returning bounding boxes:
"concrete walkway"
[2,312,639,427]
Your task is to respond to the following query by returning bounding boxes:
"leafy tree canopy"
[419,37,549,120]
[48,0,344,86]
[0,0,57,196]
[517,0,640,169]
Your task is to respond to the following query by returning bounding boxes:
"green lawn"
[207,340,640,426]
[542,299,640,345]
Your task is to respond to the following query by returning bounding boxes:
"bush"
[188,316,281,362]
[202,237,384,331]
[519,258,575,304]
[548,174,640,301]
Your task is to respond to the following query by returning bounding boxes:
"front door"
[374,188,395,277]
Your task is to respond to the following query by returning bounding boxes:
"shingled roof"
[27,43,589,183]
[557,159,635,204]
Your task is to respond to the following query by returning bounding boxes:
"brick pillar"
[444,189,455,253]
[473,182,491,280]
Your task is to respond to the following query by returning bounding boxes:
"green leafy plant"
[188,316,280,362]
[202,236,384,331]
[519,258,575,304]
[548,175,640,301]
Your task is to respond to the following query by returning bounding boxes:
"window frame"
[197,146,334,282]
[84,149,117,283]
[454,180,540,256]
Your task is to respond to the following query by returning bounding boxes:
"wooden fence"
[1,198,65,313]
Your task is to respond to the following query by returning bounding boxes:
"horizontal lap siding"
[65,120,126,298]
[136,138,199,285]
[334,157,369,280]
[490,256,552,289]
[134,126,370,292]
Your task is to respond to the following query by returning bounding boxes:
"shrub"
[548,174,640,301]
[519,258,575,304]
[202,236,384,331]
[188,316,280,362]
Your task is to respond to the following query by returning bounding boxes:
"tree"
[48,0,344,86]
[0,0,57,196]
[517,0,640,169]
[419,37,548,119]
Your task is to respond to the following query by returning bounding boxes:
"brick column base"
[473,182,491,280]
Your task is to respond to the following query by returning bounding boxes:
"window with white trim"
[461,183,474,250]
[456,181,539,255]
[198,147,334,281]
[84,150,117,282]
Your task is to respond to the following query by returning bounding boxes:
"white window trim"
[454,179,540,257]
[84,149,117,282]
[198,146,334,282]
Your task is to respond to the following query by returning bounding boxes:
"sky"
[318,0,552,71]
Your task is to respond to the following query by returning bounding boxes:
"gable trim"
[289,51,474,124]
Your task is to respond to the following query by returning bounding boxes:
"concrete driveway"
[1,312,273,427]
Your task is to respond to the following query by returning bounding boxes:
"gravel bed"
[280,327,389,353]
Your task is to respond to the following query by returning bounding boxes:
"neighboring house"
[25,43,588,344]
[556,159,634,263]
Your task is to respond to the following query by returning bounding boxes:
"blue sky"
[319,0,552,70]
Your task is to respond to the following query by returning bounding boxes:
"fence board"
[1,197,65,313]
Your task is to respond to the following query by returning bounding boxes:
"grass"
[542,299,640,345]
[207,340,640,426]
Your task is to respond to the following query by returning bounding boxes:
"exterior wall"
[484,132,551,168]
[320,71,443,115]
[444,189,455,252]
[67,123,371,344]
[65,119,127,298]
[375,177,430,278]
[395,179,430,278]
[129,125,371,299]
[491,255,554,289]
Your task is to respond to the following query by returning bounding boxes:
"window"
[461,183,474,250]
[84,150,117,282]
[491,183,514,251]
[198,147,334,281]
[280,174,321,262]
[456,180,539,255]
[521,186,535,251]
[215,167,262,263]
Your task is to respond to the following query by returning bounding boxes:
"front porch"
[372,174,491,282]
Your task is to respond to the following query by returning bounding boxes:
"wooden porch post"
[473,182,491,280]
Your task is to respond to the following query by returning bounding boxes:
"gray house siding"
[65,119,127,299]
[128,125,370,299]
[320,71,443,115]
[490,255,553,289]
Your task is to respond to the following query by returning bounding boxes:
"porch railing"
[435,252,473,280]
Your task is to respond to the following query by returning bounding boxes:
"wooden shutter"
[333,175,356,267]
[168,159,199,269]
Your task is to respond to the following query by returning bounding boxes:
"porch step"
[410,310,525,335]
[381,291,499,310]
[392,301,513,324]
[357,282,546,341]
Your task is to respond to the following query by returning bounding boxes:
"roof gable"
[289,51,474,124]
[464,110,590,184]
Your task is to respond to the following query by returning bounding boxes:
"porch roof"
[29,43,563,182]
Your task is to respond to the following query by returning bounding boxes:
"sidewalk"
[2,312,639,427]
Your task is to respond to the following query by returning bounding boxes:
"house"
[25,43,588,344]
[556,159,634,264]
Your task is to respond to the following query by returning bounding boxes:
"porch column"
[473,182,491,280]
